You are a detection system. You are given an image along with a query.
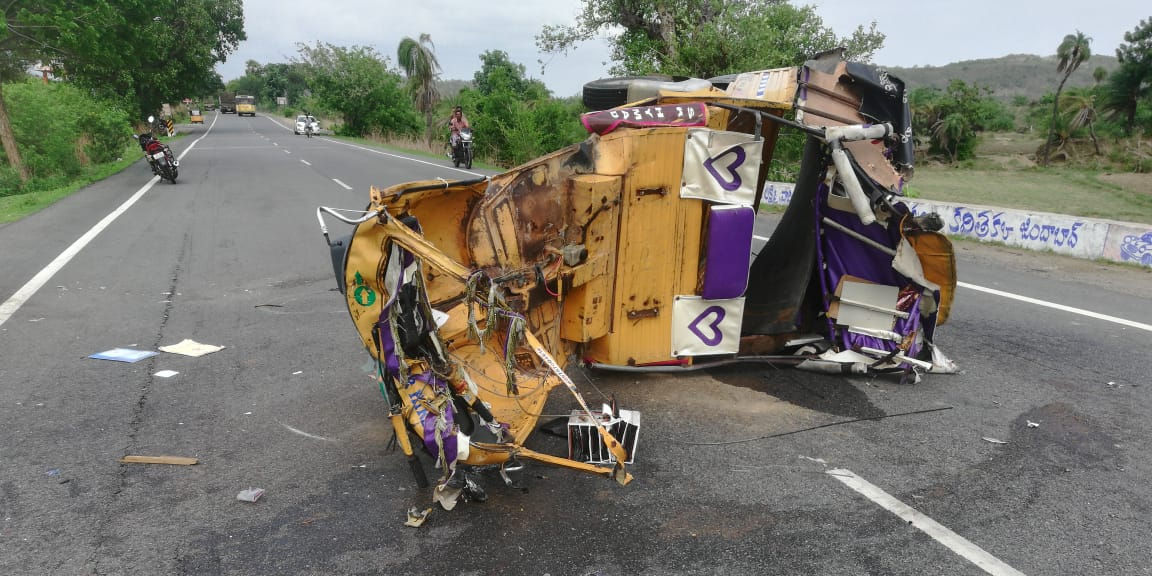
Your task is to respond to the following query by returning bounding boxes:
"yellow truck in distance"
[236,95,256,117]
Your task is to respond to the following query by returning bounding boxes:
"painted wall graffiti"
[760,180,1151,268]
[910,201,1104,259]
[1103,225,1152,267]
[946,208,1018,242]
[1016,217,1082,248]
[761,182,795,206]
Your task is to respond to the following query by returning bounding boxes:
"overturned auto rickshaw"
[315,52,957,510]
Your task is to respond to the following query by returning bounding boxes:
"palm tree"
[1060,90,1100,156]
[1041,31,1091,166]
[397,34,441,147]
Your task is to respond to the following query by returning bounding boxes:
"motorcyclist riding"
[446,106,470,157]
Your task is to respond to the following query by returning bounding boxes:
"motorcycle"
[451,128,473,169]
[137,116,178,183]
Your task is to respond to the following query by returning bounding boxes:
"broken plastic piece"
[1027,421,1040,428]
[154,370,179,378]
[236,487,265,502]
[404,507,433,527]
[434,483,462,511]
[982,437,1008,445]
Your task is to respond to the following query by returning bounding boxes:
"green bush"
[78,107,133,164]
[1,79,134,193]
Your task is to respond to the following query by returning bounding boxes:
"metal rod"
[820,217,896,256]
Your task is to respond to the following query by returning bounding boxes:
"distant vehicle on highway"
[219,92,236,114]
[236,95,256,117]
[294,115,318,135]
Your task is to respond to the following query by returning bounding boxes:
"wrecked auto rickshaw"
[315,52,957,510]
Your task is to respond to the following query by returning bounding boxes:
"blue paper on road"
[89,348,158,363]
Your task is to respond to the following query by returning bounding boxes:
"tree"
[536,0,885,78]
[397,34,441,147]
[1041,31,1091,165]
[1,0,244,182]
[909,80,1011,163]
[295,42,419,137]
[1108,18,1152,135]
[1060,88,1101,155]
[1101,64,1149,135]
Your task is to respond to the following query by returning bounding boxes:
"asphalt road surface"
[2,112,1151,576]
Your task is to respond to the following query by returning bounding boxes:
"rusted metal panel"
[561,174,621,343]
[587,129,692,365]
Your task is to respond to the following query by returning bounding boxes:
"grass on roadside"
[0,142,143,224]
[906,168,1152,224]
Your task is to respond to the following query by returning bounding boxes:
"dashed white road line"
[959,281,1152,332]
[0,115,218,328]
[300,160,311,166]
[332,178,353,190]
[828,469,1027,576]
[323,137,482,178]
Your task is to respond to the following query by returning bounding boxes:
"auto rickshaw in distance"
[189,108,204,124]
[315,51,958,512]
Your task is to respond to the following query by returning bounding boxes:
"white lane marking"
[0,124,217,329]
[324,137,482,177]
[959,281,1152,332]
[283,149,290,154]
[753,234,771,242]
[277,421,333,442]
[828,469,1026,576]
[332,178,353,190]
[300,160,311,166]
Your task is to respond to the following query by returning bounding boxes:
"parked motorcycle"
[137,116,178,183]
[451,128,473,169]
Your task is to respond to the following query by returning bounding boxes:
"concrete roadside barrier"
[761,181,1152,268]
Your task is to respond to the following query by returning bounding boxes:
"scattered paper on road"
[237,488,265,502]
[159,339,225,357]
[89,348,158,363]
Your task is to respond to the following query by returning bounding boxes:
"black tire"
[582,76,652,111]
[465,149,473,170]
[707,73,739,90]
[582,75,707,111]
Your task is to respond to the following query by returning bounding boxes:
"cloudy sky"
[217,0,1149,98]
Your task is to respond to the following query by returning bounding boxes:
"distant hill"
[884,54,1120,102]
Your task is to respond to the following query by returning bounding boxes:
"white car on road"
[294,115,319,135]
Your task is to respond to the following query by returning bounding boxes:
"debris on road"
[88,348,158,363]
[404,507,432,527]
[154,370,179,378]
[236,488,265,502]
[159,339,225,357]
[1027,420,1040,428]
[120,455,199,465]
[982,437,1008,444]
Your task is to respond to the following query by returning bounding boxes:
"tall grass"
[1,80,133,197]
